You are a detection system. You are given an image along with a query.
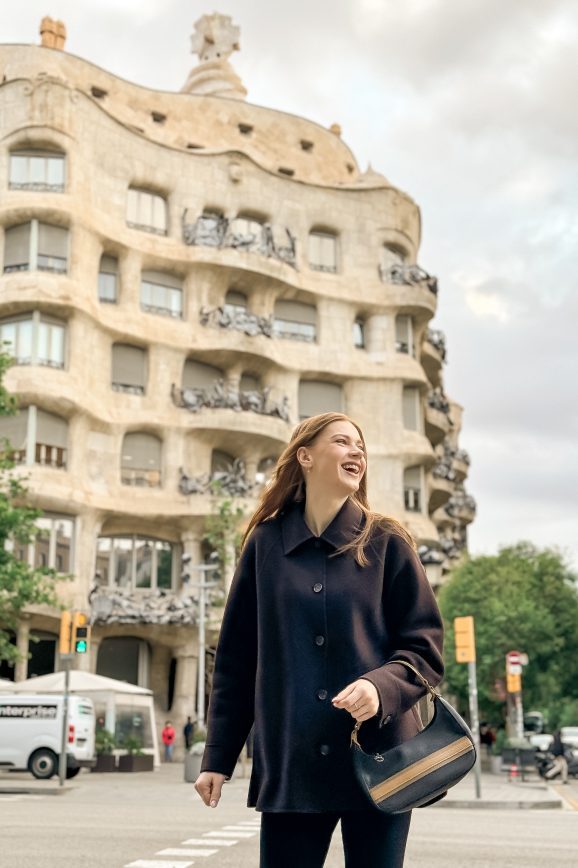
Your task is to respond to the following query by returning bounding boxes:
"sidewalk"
[433,769,565,809]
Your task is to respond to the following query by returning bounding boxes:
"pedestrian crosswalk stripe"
[221,826,258,834]
[125,861,194,868]
[203,830,254,838]
[181,839,236,847]
[157,849,217,858]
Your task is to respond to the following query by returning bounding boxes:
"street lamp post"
[182,555,219,731]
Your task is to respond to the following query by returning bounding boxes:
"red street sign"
[507,651,521,664]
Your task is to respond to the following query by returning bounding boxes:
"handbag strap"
[351,659,439,747]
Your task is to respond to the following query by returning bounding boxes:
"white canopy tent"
[0,670,160,766]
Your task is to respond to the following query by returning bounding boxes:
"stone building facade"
[0,15,475,753]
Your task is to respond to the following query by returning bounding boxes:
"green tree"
[0,351,59,665]
[438,542,578,729]
[201,481,244,582]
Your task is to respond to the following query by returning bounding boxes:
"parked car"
[0,693,96,779]
[561,727,578,751]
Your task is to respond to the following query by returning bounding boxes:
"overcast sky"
[2,1,577,571]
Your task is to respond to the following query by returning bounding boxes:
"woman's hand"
[332,679,380,722]
[194,771,228,808]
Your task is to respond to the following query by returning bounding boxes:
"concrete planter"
[92,754,117,773]
[118,753,154,773]
[184,750,204,783]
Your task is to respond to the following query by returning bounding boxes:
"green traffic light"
[75,640,88,654]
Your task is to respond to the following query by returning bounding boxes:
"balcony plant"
[118,735,154,773]
[92,728,117,773]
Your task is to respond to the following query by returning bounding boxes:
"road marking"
[550,784,578,811]
[203,831,254,839]
[221,826,258,834]
[157,849,217,857]
[125,861,194,868]
[181,839,237,847]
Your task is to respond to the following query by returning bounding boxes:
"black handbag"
[351,659,476,814]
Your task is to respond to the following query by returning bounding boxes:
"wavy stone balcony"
[182,212,297,269]
[424,389,453,446]
[421,328,446,387]
[90,586,199,626]
[444,488,476,524]
[427,466,454,513]
[171,381,291,423]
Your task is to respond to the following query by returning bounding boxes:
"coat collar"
[281,497,364,555]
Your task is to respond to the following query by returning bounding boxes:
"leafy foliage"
[0,351,60,664]
[201,481,244,581]
[438,542,578,729]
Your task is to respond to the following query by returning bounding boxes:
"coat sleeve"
[359,533,444,727]
[200,533,258,777]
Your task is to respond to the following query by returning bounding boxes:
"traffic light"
[59,611,72,654]
[72,612,90,654]
[454,615,476,663]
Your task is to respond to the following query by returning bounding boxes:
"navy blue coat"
[201,498,444,812]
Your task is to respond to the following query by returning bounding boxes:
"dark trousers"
[260,809,411,868]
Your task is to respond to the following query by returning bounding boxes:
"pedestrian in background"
[161,720,175,762]
[184,716,195,750]
[194,412,444,868]
[547,730,569,783]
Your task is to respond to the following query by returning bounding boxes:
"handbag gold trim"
[350,659,477,814]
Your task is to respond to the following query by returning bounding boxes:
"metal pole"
[58,658,71,787]
[197,578,206,731]
[467,661,482,799]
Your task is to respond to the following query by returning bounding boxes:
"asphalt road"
[1,764,578,867]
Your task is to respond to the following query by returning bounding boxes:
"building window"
[98,255,118,303]
[256,456,277,486]
[240,372,260,392]
[402,386,421,432]
[404,466,423,512]
[121,432,162,487]
[298,380,343,420]
[395,315,415,356]
[0,406,68,468]
[273,300,317,342]
[95,536,175,591]
[211,449,235,474]
[126,188,167,235]
[233,212,265,239]
[380,243,407,281]
[14,514,75,574]
[224,289,247,317]
[308,230,338,273]
[182,359,223,391]
[112,344,147,395]
[3,221,68,274]
[9,149,66,192]
[353,319,365,349]
[140,270,182,318]
[0,312,65,368]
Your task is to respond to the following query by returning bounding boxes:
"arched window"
[121,432,162,487]
[308,229,338,273]
[98,255,118,303]
[112,344,147,395]
[240,372,260,392]
[233,211,266,239]
[3,221,68,274]
[402,386,421,431]
[404,466,423,513]
[96,537,175,592]
[9,148,66,192]
[126,187,167,235]
[396,315,415,356]
[140,270,182,318]
[298,381,343,420]
[15,514,75,574]
[0,312,65,368]
[0,407,68,468]
[273,300,317,342]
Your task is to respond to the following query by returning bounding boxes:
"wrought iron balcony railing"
[182,211,297,268]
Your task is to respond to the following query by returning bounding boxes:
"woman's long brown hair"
[242,412,416,565]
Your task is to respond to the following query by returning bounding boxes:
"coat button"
[317,689,328,700]
[315,635,325,646]
[313,583,323,593]
[319,744,331,756]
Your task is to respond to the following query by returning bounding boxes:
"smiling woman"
[195,411,444,868]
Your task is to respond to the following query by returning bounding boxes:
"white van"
[0,694,96,779]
